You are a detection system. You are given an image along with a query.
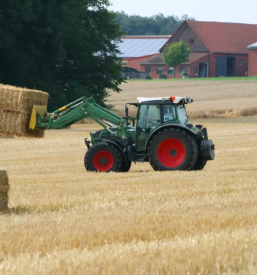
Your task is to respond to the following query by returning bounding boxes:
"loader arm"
[30,97,130,139]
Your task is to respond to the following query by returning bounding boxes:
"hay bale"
[0,84,48,138]
[0,84,48,113]
[0,111,44,137]
[0,170,9,212]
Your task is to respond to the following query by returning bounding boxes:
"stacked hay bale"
[0,85,49,137]
[0,170,9,212]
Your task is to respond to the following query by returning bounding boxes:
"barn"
[141,21,257,79]
[248,42,257,76]
[117,36,170,72]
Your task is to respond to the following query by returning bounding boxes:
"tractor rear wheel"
[148,128,198,171]
[193,155,207,170]
[120,160,131,172]
[85,142,122,172]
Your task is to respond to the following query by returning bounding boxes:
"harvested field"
[1,117,257,274]
[108,80,257,118]
[0,85,48,137]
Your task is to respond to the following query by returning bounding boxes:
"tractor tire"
[193,155,207,170]
[119,160,131,172]
[85,142,122,172]
[148,128,198,171]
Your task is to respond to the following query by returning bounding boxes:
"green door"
[136,104,161,151]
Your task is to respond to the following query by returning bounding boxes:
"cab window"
[163,105,176,122]
[137,104,161,129]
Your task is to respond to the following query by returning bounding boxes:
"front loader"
[29,96,215,172]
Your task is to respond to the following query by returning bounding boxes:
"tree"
[114,12,195,35]
[0,0,124,110]
[162,40,191,78]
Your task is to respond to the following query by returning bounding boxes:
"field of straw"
[1,111,257,273]
[108,79,257,118]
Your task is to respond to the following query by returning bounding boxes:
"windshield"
[177,105,188,125]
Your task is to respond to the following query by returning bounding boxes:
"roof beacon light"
[171,96,176,101]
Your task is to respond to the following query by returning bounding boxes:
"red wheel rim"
[157,138,186,168]
[93,151,114,172]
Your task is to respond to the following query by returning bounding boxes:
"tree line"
[115,12,195,35]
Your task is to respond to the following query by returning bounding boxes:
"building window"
[145,67,151,74]
[179,67,185,75]
[194,67,197,75]
[157,67,163,75]
[168,67,174,75]
[190,39,194,44]
[239,60,243,66]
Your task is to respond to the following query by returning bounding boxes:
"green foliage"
[114,12,194,35]
[0,0,124,110]
[162,40,191,78]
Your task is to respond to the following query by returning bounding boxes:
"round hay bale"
[0,170,9,212]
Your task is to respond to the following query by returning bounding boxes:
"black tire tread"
[119,160,131,172]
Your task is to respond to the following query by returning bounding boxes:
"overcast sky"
[109,0,257,24]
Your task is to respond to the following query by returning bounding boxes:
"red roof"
[188,52,209,63]
[186,21,257,54]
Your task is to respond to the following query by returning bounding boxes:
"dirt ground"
[1,117,257,274]
[108,80,257,116]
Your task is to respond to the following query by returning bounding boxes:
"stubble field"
[1,79,257,274]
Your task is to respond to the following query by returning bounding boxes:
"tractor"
[29,96,215,172]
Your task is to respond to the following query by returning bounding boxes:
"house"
[117,36,170,72]
[248,42,257,76]
[142,21,257,79]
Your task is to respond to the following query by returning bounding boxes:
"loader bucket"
[29,105,47,130]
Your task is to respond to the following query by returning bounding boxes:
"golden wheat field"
[1,80,257,274]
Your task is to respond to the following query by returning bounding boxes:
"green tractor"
[30,96,215,172]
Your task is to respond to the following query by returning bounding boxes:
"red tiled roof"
[186,21,257,54]
[141,52,209,65]
[187,52,209,63]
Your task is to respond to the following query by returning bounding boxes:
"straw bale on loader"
[0,170,9,212]
[0,85,48,137]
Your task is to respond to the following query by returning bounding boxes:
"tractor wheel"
[148,128,198,171]
[193,155,207,170]
[119,160,131,172]
[85,142,122,172]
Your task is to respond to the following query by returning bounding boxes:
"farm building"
[118,36,170,72]
[142,21,257,79]
[248,42,257,76]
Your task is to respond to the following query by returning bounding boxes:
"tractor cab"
[135,97,194,151]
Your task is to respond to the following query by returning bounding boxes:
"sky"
[109,0,257,24]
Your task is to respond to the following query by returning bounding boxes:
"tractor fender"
[101,139,128,164]
[145,124,198,152]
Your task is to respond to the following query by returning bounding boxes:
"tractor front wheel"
[85,142,122,172]
[148,128,198,171]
